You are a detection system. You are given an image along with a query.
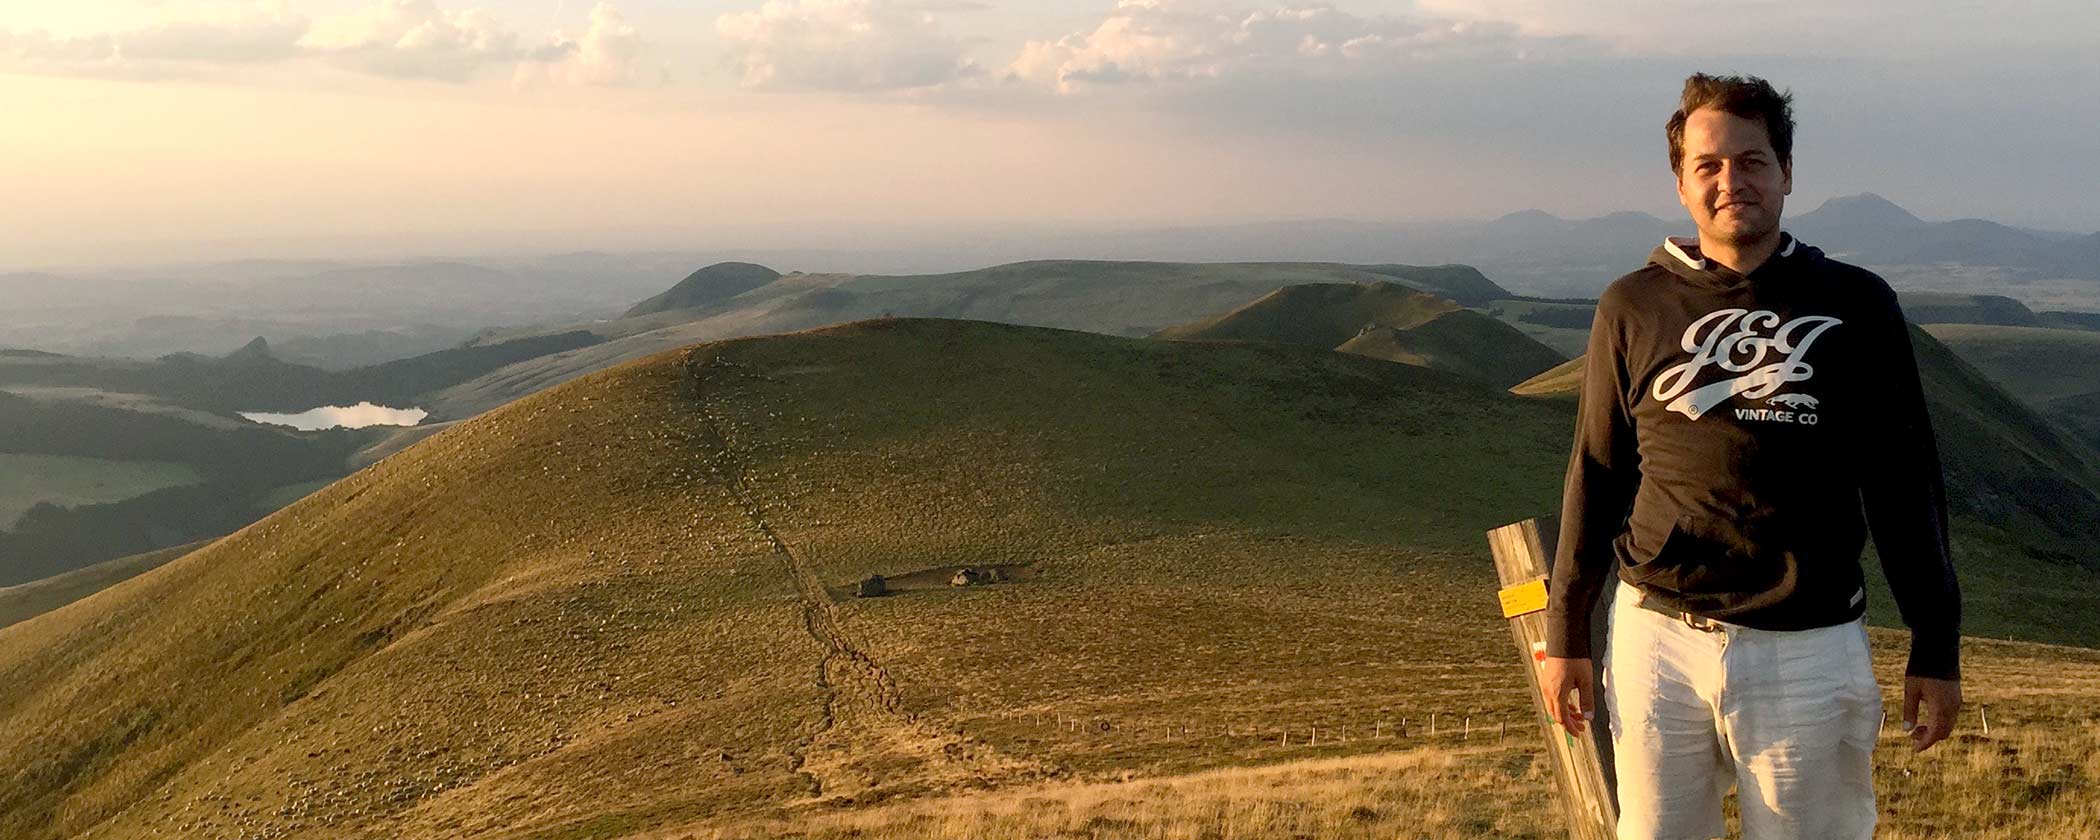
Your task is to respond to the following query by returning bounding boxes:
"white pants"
[1603,580,1882,840]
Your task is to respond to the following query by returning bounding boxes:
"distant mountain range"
[995,194,2100,298]
[8,248,2100,593]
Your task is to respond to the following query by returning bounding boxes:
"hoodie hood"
[1649,231,1822,289]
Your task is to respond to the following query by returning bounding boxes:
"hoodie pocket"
[1621,514,1791,598]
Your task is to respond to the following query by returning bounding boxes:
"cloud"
[516,3,663,87]
[301,0,526,82]
[0,0,654,86]
[1007,0,1539,95]
[715,0,981,91]
[0,1,309,80]
[1416,0,2099,56]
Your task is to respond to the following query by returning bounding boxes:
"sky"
[2,0,2095,269]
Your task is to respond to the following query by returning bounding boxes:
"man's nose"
[1719,162,1750,192]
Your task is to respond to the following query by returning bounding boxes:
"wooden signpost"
[1486,515,1618,840]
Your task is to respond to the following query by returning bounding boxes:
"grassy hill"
[2,319,2095,838]
[1153,282,1458,347]
[623,262,782,318]
[1923,324,2100,405]
[430,261,1514,421]
[1899,293,2043,327]
[0,540,204,630]
[1158,283,1565,388]
[0,391,366,585]
[1334,310,1568,389]
[1922,323,2100,454]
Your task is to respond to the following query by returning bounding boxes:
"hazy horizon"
[5,1,2096,271]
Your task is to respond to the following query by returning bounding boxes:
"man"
[1537,73,1963,839]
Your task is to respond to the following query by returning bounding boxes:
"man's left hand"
[1902,675,1961,753]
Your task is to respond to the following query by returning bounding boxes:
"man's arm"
[1856,280,1962,750]
[1546,293,1641,661]
[1541,292,1642,734]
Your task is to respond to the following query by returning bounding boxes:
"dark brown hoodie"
[1544,232,1961,679]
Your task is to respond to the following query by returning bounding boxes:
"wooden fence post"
[1488,515,1618,840]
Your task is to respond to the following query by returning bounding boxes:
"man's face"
[1676,106,1792,246]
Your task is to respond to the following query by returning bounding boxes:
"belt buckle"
[1680,612,1720,633]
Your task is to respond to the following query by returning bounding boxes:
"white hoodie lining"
[1662,232,1798,270]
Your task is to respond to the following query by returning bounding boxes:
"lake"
[240,402,428,431]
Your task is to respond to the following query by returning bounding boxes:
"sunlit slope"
[1335,310,1567,389]
[431,261,1500,421]
[1508,355,1583,398]
[1154,281,1460,347]
[0,540,204,629]
[0,317,1584,839]
[1158,283,1565,388]
[0,348,830,839]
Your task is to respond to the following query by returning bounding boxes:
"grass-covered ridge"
[0,317,2092,838]
[0,318,1575,837]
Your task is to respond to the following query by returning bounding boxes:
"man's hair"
[1666,73,1794,175]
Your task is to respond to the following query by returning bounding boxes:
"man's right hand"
[1540,655,1596,736]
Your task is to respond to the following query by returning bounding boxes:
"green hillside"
[1923,324,2100,404]
[0,331,600,416]
[1509,356,1583,398]
[1921,323,2100,455]
[432,261,1514,421]
[1157,283,1565,388]
[0,319,1579,838]
[0,318,2093,838]
[0,391,366,585]
[0,540,204,629]
[623,262,782,317]
[0,454,201,530]
[1334,310,1568,389]
[1899,292,2042,327]
[1348,264,1513,306]
[1153,282,1458,347]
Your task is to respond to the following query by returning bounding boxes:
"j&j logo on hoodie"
[1650,307,1841,423]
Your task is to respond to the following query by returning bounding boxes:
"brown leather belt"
[1637,598,1724,633]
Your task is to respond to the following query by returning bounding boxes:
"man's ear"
[1675,170,1692,209]
[1781,162,1793,195]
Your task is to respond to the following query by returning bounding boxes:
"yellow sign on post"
[1487,517,1618,840]
[1498,577,1549,618]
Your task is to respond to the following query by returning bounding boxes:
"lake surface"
[240,402,427,431]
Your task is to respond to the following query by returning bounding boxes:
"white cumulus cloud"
[516,2,662,87]
[1008,0,1536,95]
[0,0,658,86]
[715,0,981,91]
[0,1,309,80]
[301,0,526,82]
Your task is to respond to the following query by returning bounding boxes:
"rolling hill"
[1157,283,1566,389]
[1334,311,1566,390]
[427,261,1517,421]
[1153,282,1459,346]
[0,318,1577,838]
[3,318,2097,839]
[0,330,611,585]
[623,262,783,317]
[1922,323,2100,454]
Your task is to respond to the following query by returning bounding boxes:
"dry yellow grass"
[659,629,2100,840]
[1,319,2093,839]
